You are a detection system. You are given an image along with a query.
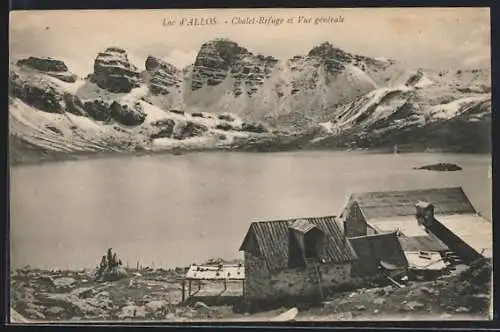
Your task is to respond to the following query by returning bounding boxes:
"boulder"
[84,100,111,122]
[118,305,146,319]
[89,47,141,93]
[403,301,425,311]
[173,121,208,140]
[109,101,146,126]
[241,122,268,133]
[150,119,176,139]
[144,300,167,317]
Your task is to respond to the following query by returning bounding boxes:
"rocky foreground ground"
[10,259,491,323]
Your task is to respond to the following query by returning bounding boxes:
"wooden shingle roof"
[346,187,475,220]
[289,219,317,234]
[239,216,357,271]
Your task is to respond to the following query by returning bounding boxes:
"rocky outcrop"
[190,38,278,96]
[307,42,387,74]
[173,121,208,140]
[414,163,462,172]
[62,93,86,116]
[8,39,492,158]
[89,47,141,93]
[9,70,64,113]
[145,56,182,95]
[241,122,268,133]
[83,99,111,122]
[82,100,146,125]
[17,57,78,83]
[17,57,68,72]
[404,69,425,87]
[150,119,176,139]
[109,101,147,126]
[308,92,492,153]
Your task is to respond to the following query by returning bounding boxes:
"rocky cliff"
[17,57,78,83]
[145,55,183,95]
[88,47,141,93]
[8,39,492,162]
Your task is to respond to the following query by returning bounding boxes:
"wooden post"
[198,280,201,291]
[188,280,192,296]
[224,279,227,291]
[314,264,324,299]
[181,279,185,302]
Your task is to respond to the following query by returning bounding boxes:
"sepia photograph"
[8,7,492,323]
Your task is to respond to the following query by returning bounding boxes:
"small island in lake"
[413,163,463,172]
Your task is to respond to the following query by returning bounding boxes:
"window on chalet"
[304,231,323,259]
[288,220,325,268]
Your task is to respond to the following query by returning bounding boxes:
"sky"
[9,8,490,77]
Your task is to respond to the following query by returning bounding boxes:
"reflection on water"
[10,151,491,269]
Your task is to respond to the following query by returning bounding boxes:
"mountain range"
[9,38,491,163]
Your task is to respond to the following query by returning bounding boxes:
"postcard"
[8,7,492,323]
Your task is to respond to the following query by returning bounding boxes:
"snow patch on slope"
[335,85,412,129]
[414,75,434,88]
[344,64,378,89]
[424,96,490,120]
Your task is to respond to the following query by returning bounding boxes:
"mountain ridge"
[8,38,491,163]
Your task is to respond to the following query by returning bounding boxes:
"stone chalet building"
[238,216,409,303]
[238,216,358,302]
[238,187,491,304]
[339,186,492,269]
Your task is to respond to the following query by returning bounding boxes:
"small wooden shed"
[182,264,245,302]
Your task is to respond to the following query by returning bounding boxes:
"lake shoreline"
[10,150,491,271]
[9,145,491,167]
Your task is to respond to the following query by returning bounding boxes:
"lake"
[10,151,492,270]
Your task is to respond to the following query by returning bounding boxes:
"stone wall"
[243,252,272,300]
[244,251,352,301]
[268,263,351,299]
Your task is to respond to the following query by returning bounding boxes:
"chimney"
[415,200,434,228]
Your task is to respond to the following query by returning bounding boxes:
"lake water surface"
[10,151,492,270]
